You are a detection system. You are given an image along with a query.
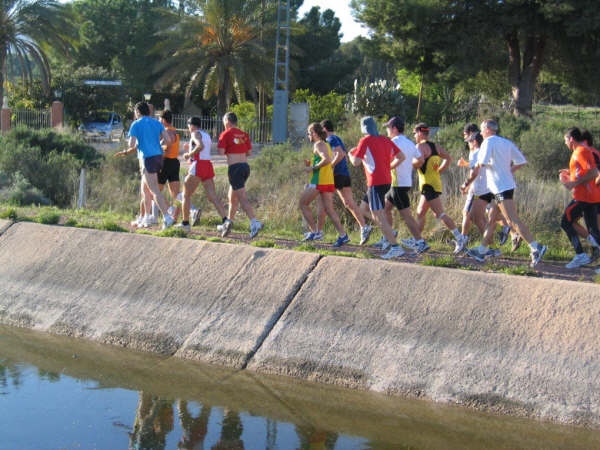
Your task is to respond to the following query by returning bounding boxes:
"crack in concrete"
[0,220,15,237]
[240,254,324,370]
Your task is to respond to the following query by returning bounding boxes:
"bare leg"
[320,191,346,235]
[202,178,227,218]
[316,196,326,232]
[384,200,394,228]
[416,195,430,233]
[496,199,534,244]
[143,172,170,215]
[371,209,398,245]
[398,207,423,240]
[299,188,319,232]
[232,187,256,221]
[339,187,366,228]
[228,186,239,221]
[470,199,488,235]
[182,175,201,222]
[427,197,458,231]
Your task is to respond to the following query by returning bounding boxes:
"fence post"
[51,101,64,128]
[77,168,87,209]
[1,97,10,134]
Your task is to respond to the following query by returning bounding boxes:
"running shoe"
[466,247,486,262]
[302,231,316,242]
[587,234,600,248]
[131,215,143,227]
[141,214,153,228]
[372,236,388,249]
[530,244,547,267]
[381,245,404,259]
[497,226,510,246]
[380,239,391,251]
[359,225,373,246]
[485,248,501,258]
[511,234,522,252]
[190,208,200,226]
[161,213,175,230]
[400,237,417,250]
[415,240,430,254]
[332,234,350,248]
[174,222,191,233]
[221,218,233,237]
[565,252,591,269]
[249,220,264,238]
[453,235,468,255]
[149,215,159,226]
[312,230,324,241]
[591,246,600,262]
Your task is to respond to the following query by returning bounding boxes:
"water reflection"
[177,400,210,449]
[130,392,174,450]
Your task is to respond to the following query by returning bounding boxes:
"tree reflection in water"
[177,399,211,449]
[129,392,174,450]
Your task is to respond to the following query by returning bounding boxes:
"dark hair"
[223,111,237,125]
[414,122,429,134]
[565,127,582,142]
[385,116,405,133]
[135,101,150,116]
[161,110,172,123]
[308,122,327,141]
[320,119,334,132]
[581,129,594,147]
[463,123,479,134]
[187,116,202,128]
[473,132,483,146]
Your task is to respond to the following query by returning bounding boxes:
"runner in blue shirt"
[315,119,372,245]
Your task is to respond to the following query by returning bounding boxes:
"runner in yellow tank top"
[413,123,464,252]
[299,122,349,247]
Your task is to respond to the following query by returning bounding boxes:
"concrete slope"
[0,222,319,368]
[0,219,12,235]
[248,256,600,424]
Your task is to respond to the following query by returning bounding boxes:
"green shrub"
[0,208,18,220]
[292,89,346,124]
[36,211,60,225]
[0,172,51,206]
[347,79,405,118]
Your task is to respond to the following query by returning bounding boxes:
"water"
[1,326,598,450]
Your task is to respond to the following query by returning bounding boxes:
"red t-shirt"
[217,127,251,154]
[570,145,600,203]
[350,135,400,186]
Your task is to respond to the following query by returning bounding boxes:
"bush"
[292,89,346,125]
[348,79,405,118]
[0,172,51,206]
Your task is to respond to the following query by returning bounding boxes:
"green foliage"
[36,211,61,225]
[251,240,277,248]
[420,255,462,269]
[98,221,127,232]
[0,171,51,206]
[292,89,346,125]
[347,79,404,118]
[0,208,18,220]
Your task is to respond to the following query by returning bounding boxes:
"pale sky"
[297,0,369,42]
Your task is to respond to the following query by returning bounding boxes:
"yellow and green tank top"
[309,142,334,187]
[417,141,443,192]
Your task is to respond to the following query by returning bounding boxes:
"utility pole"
[272,0,290,143]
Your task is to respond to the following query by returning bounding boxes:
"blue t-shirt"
[128,116,165,159]
[327,134,350,176]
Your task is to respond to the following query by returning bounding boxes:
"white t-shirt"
[391,134,421,187]
[477,134,527,194]
[469,148,489,196]
[191,130,212,161]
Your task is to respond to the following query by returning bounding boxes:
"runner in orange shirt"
[560,127,600,268]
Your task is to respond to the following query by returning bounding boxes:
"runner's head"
[308,122,327,142]
[413,123,429,142]
[134,102,150,117]
[187,116,202,131]
[223,111,237,129]
[466,132,483,149]
[480,119,499,138]
[463,123,479,140]
[581,129,594,147]
[384,116,405,137]
[320,119,334,134]
[564,127,583,150]
[360,116,378,136]
[160,110,172,125]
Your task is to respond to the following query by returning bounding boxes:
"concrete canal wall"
[1,221,599,425]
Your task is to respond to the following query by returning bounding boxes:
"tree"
[0,0,72,103]
[154,0,273,118]
[352,0,600,117]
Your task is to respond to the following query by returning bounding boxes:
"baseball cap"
[414,122,429,133]
[360,116,379,136]
[384,116,404,131]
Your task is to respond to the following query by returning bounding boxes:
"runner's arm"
[437,145,452,173]
[390,150,405,169]
[563,167,599,190]
[348,148,362,167]
[160,128,173,146]
[330,146,345,167]
[412,155,424,169]
[115,136,137,157]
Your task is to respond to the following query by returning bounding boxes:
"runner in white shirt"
[372,116,429,254]
[466,119,547,267]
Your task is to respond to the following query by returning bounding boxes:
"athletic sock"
[451,228,461,239]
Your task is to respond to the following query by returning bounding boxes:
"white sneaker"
[249,220,264,238]
[381,245,404,259]
[312,230,324,241]
[359,225,373,245]
[131,215,143,227]
[141,214,153,228]
[162,214,174,230]
[149,215,159,225]
[587,235,600,248]
[220,219,233,237]
[190,208,200,226]
[174,222,191,233]
[453,235,468,254]
[565,252,591,269]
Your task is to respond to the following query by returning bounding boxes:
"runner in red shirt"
[560,127,600,268]
[348,116,405,259]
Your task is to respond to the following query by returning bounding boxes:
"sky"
[297,0,369,42]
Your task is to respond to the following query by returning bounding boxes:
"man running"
[217,112,263,238]
[175,117,229,233]
[157,110,181,219]
[413,123,464,251]
[466,119,546,266]
[314,119,372,245]
[116,101,174,230]
[348,116,405,259]
[299,122,349,247]
[374,116,429,254]
[559,127,600,268]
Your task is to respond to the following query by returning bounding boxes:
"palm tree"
[0,0,72,103]
[155,0,273,118]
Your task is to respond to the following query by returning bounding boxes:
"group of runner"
[117,102,263,239]
[119,101,600,270]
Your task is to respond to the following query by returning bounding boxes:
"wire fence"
[12,110,51,129]
[166,114,272,144]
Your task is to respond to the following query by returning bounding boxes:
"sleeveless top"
[309,142,335,187]
[417,141,443,192]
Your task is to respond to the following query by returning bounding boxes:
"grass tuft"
[0,208,18,221]
[420,255,461,268]
[251,239,276,248]
[36,211,60,225]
